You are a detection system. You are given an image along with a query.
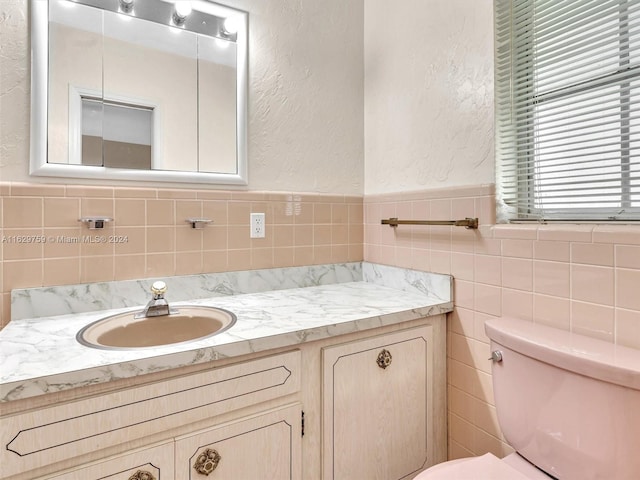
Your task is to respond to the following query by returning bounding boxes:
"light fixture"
[118,0,134,13]
[172,2,192,26]
[222,15,240,35]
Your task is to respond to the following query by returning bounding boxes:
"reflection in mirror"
[31,0,248,185]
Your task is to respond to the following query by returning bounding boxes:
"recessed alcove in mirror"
[30,0,248,185]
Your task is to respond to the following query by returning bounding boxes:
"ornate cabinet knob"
[194,448,222,475]
[376,349,393,369]
[128,470,156,480]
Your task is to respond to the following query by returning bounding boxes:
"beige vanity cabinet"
[322,325,443,480]
[40,442,174,480]
[175,403,302,480]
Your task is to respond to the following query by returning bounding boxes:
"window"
[495,0,640,221]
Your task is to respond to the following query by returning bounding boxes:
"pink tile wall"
[0,182,364,327]
[364,184,640,460]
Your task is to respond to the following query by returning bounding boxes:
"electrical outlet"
[250,213,265,238]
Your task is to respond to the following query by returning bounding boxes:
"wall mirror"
[30,0,248,185]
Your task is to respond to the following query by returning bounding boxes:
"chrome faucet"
[135,281,177,318]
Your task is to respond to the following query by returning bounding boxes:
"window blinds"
[495,0,640,221]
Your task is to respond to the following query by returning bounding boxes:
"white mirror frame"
[30,0,248,186]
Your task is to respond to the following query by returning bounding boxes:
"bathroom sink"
[77,306,237,350]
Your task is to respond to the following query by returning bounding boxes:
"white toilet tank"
[485,317,640,480]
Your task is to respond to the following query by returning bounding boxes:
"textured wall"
[364,0,495,195]
[0,0,364,194]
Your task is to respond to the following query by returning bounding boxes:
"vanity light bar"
[68,0,240,42]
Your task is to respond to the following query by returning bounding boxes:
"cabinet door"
[175,404,302,480]
[41,441,174,480]
[322,326,433,480]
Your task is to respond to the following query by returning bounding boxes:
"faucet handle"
[151,280,167,296]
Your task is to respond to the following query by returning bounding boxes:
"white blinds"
[495,0,640,221]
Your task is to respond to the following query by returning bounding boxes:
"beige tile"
[615,308,640,349]
[473,398,502,438]
[44,258,80,286]
[451,252,474,281]
[347,243,363,262]
[364,202,381,225]
[431,199,452,219]
[203,225,228,250]
[2,229,43,260]
[475,254,502,286]
[533,241,570,262]
[202,250,227,273]
[475,236,501,256]
[453,279,474,309]
[147,199,175,226]
[474,312,494,343]
[502,288,533,321]
[448,358,477,394]
[272,225,294,248]
[114,255,146,280]
[146,226,175,253]
[227,249,251,271]
[313,225,332,246]
[449,413,475,453]
[1,293,10,329]
[571,242,614,266]
[533,294,570,331]
[502,257,533,291]
[616,245,640,269]
[449,385,475,420]
[571,264,614,306]
[475,195,496,225]
[475,284,501,316]
[114,226,145,255]
[537,225,593,242]
[449,307,475,337]
[114,199,146,227]
[3,197,42,228]
[294,225,313,246]
[44,198,81,227]
[228,201,251,225]
[332,224,349,245]
[348,204,364,225]
[81,198,114,219]
[451,228,475,254]
[3,259,43,291]
[450,332,474,367]
[10,183,65,197]
[176,226,203,252]
[176,252,203,275]
[431,226,452,251]
[114,187,157,198]
[502,239,533,258]
[492,224,538,240]
[79,233,115,257]
[250,234,273,249]
[42,228,81,257]
[146,253,175,277]
[451,198,475,221]
[593,225,640,245]
[293,246,314,265]
[157,189,197,199]
[80,256,114,283]
[571,301,614,342]
[228,225,251,249]
[431,250,451,275]
[175,200,203,222]
[66,186,114,198]
[274,247,295,268]
[616,268,640,311]
[332,204,349,224]
[196,190,232,201]
[349,224,364,244]
[314,245,333,264]
[271,202,295,225]
[312,204,331,224]
[252,248,274,270]
[293,202,314,224]
[534,260,570,298]
[203,201,228,225]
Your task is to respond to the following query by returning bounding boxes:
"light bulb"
[223,16,240,35]
[172,2,192,25]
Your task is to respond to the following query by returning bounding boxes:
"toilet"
[416,316,640,480]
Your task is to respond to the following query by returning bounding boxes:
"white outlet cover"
[250,213,265,238]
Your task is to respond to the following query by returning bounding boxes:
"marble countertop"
[0,263,453,403]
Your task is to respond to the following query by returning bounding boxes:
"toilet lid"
[415,453,535,480]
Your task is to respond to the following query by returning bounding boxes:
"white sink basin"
[77,306,237,350]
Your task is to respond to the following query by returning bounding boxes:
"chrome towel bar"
[381,217,479,229]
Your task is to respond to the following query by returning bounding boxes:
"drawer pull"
[128,471,156,480]
[376,349,392,369]
[194,448,222,476]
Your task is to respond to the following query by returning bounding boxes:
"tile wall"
[0,182,364,327]
[364,184,640,460]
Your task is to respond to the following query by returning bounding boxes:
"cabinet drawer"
[40,441,174,480]
[175,403,302,480]
[1,350,300,477]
